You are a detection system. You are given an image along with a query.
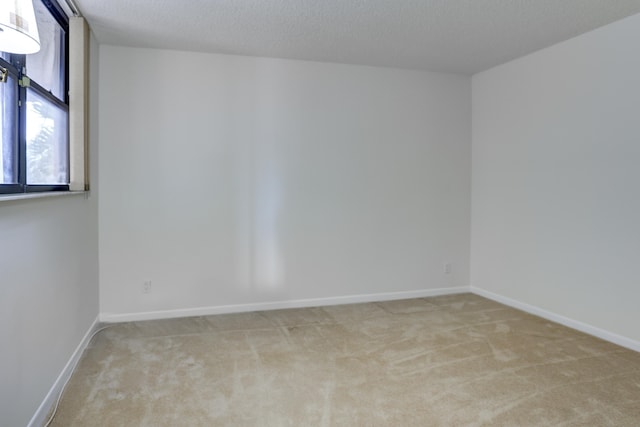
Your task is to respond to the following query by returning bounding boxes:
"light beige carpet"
[50,294,640,426]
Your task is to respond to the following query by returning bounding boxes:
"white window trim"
[0,190,87,202]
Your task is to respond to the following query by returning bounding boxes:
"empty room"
[1,0,639,425]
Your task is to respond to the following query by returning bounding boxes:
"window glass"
[0,74,18,184]
[26,89,68,184]
[26,1,65,100]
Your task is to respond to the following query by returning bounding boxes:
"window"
[0,0,69,194]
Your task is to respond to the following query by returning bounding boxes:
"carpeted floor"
[50,293,640,426]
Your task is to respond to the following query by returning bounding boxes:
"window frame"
[0,0,70,195]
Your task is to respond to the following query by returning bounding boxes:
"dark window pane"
[1,74,18,184]
[26,1,65,100]
[26,90,68,184]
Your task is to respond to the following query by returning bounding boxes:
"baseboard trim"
[100,286,470,323]
[27,316,102,427]
[471,286,640,353]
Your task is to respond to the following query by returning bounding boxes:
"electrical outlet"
[143,280,152,294]
[444,263,452,274]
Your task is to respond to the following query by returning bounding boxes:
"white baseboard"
[100,286,470,323]
[471,286,640,353]
[28,316,102,427]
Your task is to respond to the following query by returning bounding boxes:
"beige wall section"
[69,17,90,191]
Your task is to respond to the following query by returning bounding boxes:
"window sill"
[0,190,89,203]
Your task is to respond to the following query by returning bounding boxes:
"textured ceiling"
[75,0,640,74]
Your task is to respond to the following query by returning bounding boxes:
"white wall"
[472,14,640,343]
[0,37,100,427]
[99,46,471,318]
